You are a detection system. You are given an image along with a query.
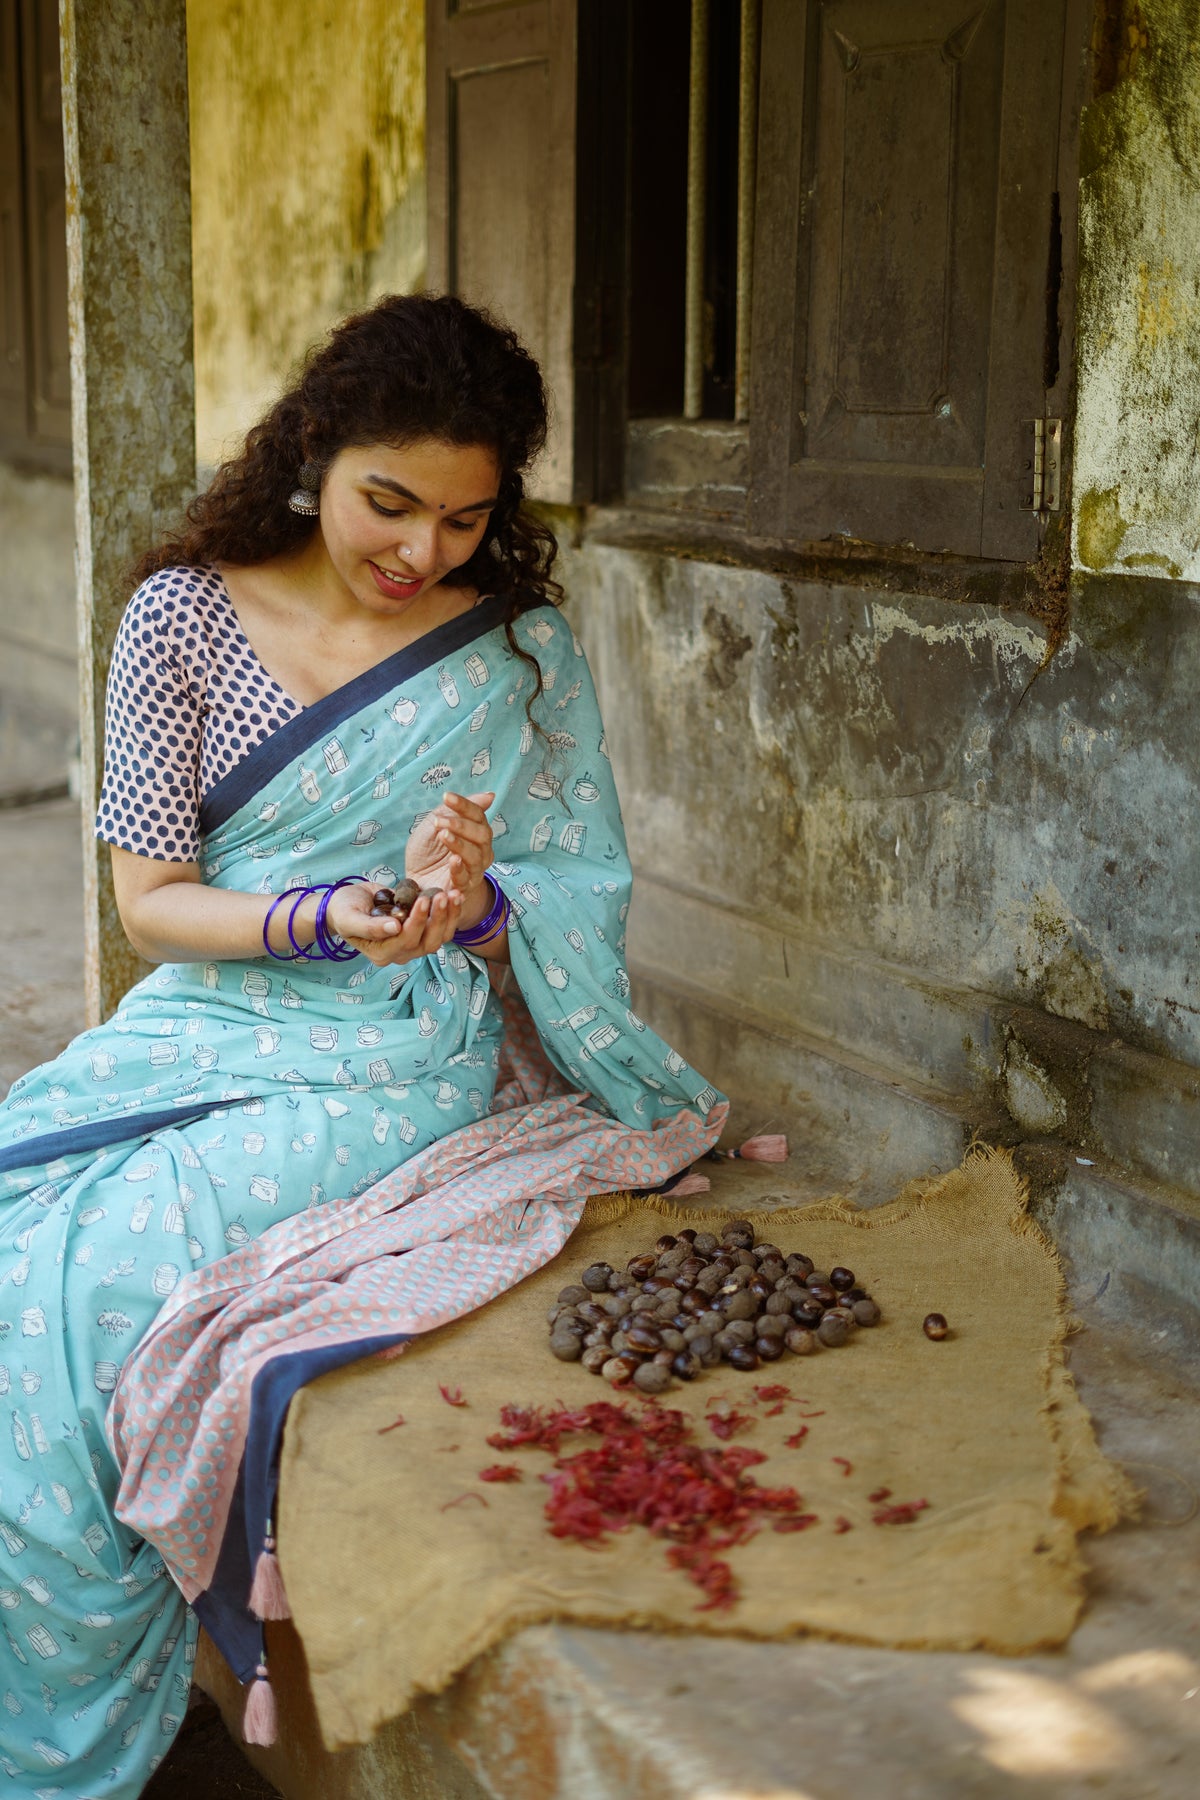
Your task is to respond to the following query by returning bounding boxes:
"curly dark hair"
[131,293,562,686]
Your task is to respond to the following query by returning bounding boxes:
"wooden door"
[426,0,579,501]
[751,0,1074,560]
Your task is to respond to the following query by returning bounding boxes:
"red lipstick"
[368,561,425,600]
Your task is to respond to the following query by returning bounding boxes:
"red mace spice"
[794,1408,826,1419]
[478,1464,523,1483]
[868,1486,892,1504]
[872,1498,930,1525]
[832,1457,853,1477]
[704,1407,754,1441]
[489,1399,809,1610]
[783,1427,809,1450]
[439,1384,468,1408]
[833,1516,854,1534]
[753,1384,792,1403]
[377,1413,406,1434]
[772,1513,820,1534]
[440,1491,489,1512]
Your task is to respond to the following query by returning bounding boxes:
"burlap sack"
[278,1147,1133,1749]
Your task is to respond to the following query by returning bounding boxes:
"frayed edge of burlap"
[306,1147,1139,1748]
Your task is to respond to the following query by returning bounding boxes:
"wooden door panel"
[0,0,27,432]
[754,0,1069,561]
[427,0,577,501]
[803,0,1002,478]
[21,0,69,446]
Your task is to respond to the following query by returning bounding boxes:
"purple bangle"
[453,874,510,948]
[313,877,364,962]
[286,888,318,960]
[263,886,313,961]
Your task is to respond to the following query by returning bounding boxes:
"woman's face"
[315,438,501,615]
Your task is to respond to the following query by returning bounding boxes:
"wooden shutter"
[751,0,1069,560]
[19,0,69,450]
[426,0,582,503]
[0,1,29,446]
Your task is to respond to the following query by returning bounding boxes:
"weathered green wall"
[567,0,1200,1209]
[1074,0,1200,578]
[186,0,426,466]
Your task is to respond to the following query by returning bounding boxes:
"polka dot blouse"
[96,566,301,862]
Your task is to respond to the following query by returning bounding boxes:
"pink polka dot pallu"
[0,587,724,1797]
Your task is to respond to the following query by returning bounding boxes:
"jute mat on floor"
[277,1147,1134,1749]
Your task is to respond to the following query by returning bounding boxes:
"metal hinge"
[1020,418,1062,513]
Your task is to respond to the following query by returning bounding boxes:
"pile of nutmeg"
[547,1218,884,1395]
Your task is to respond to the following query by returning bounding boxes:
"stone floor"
[3,799,1199,1800]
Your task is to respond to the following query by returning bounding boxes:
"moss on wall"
[1074,0,1200,580]
[187,0,425,466]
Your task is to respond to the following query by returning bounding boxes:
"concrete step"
[200,1313,1200,1800]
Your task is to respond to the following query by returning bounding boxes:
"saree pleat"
[0,601,723,1796]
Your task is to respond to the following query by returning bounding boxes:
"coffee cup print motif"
[352,819,382,846]
[437,667,461,707]
[530,817,553,854]
[572,773,600,804]
[471,746,491,777]
[469,700,489,733]
[297,764,321,804]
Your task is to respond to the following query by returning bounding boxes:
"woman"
[0,295,723,1797]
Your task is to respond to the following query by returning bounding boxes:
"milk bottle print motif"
[128,1193,154,1234]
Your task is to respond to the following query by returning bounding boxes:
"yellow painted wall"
[186,0,426,468]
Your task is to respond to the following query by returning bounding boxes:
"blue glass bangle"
[313,877,365,962]
[453,874,510,947]
[286,888,319,960]
[263,886,313,961]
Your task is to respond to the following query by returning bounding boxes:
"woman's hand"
[322,880,465,968]
[405,791,496,905]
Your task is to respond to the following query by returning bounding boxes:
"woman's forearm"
[111,859,327,964]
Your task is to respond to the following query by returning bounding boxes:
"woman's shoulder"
[120,565,232,645]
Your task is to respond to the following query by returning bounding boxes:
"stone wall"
[1074,0,1200,580]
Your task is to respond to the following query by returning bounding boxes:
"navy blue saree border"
[0,1096,233,1177]
[198,594,511,837]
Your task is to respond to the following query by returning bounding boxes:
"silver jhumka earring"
[287,462,322,516]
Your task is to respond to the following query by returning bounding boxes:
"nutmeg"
[633,1361,673,1394]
